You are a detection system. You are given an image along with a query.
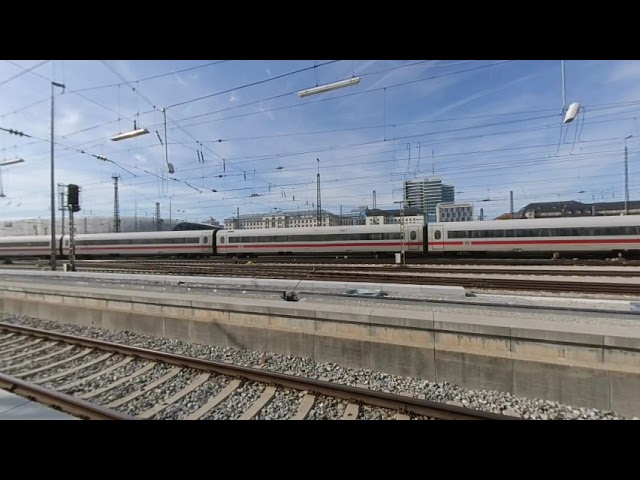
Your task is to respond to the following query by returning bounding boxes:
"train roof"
[220,224,407,235]
[435,215,640,229]
[172,222,222,231]
[0,235,49,242]
[72,230,210,239]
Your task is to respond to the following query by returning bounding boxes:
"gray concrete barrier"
[0,279,638,417]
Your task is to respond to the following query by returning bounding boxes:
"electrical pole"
[625,135,632,215]
[316,158,321,226]
[50,81,66,271]
[155,202,161,231]
[373,190,376,209]
[510,190,514,215]
[113,174,121,232]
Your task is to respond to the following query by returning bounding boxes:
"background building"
[0,214,221,236]
[338,206,368,226]
[365,208,424,225]
[436,202,474,222]
[517,200,640,219]
[224,209,341,229]
[222,207,424,229]
[1,215,166,236]
[404,176,455,223]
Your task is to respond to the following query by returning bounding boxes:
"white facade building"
[365,208,425,226]
[224,210,341,229]
[0,215,191,237]
[436,202,474,222]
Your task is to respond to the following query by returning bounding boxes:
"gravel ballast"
[0,313,634,420]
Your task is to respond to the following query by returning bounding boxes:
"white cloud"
[608,61,640,83]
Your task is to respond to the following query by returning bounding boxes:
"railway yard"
[7,58,640,422]
[6,257,640,297]
[1,258,640,420]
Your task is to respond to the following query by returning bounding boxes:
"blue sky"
[1,59,639,224]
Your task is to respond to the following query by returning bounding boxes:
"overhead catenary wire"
[5,59,640,219]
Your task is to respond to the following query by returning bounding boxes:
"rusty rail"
[0,322,512,420]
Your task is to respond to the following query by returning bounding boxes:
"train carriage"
[63,231,216,258]
[216,224,424,256]
[427,215,640,256]
[0,235,54,260]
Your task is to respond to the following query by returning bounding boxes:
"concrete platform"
[1,268,639,314]
[0,389,78,420]
[0,269,467,299]
[2,276,640,416]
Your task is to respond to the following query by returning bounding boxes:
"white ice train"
[1,214,640,260]
[0,230,215,260]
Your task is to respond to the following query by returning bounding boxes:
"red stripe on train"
[434,239,640,246]
[72,245,206,251]
[217,242,424,249]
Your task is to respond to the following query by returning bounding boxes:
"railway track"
[5,255,640,268]
[0,322,509,420]
[73,260,640,277]
[63,262,640,296]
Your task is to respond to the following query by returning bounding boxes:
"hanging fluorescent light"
[563,102,581,124]
[0,158,25,167]
[298,76,361,97]
[111,128,150,141]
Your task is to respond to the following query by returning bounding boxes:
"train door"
[210,231,217,255]
[407,229,420,250]
[202,233,211,255]
[60,236,69,257]
[429,225,444,251]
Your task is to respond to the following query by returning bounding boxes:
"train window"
[220,236,225,244]
[203,236,208,244]
[434,230,441,240]
[410,231,417,240]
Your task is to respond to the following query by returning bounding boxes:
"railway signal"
[66,184,81,271]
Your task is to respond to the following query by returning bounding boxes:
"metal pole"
[401,201,405,266]
[625,135,633,215]
[50,81,65,271]
[50,82,56,270]
[561,60,566,110]
[69,207,76,271]
[60,191,65,236]
[625,144,629,215]
[163,108,169,171]
[316,158,321,226]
